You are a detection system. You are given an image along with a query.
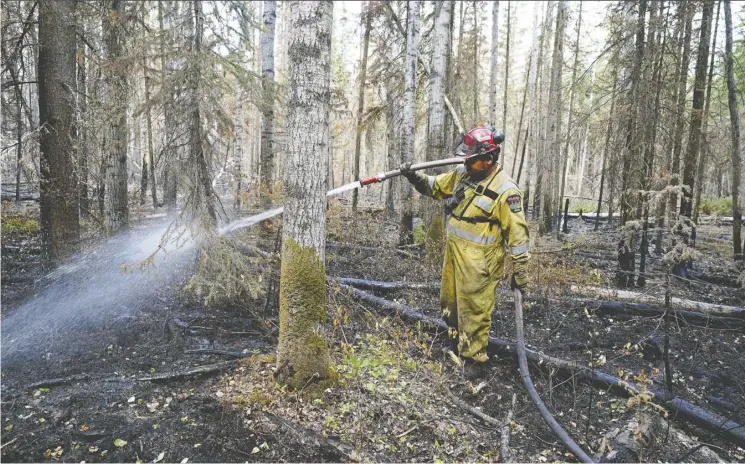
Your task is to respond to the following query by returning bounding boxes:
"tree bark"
[102,0,129,233]
[693,0,721,224]
[399,0,421,245]
[260,0,276,199]
[488,1,500,124]
[502,0,511,133]
[278,0,333,390]
[543,0,565,234]
[144,52,157,208]
[596,67,619,231]
[668,2,694,222]
[352,1,372,210]
[680,0,714,218]
[234,86,244,212]
[556,1,582,236]
[724,0,742,259]
[38,0,80,262]
[77,21,88,217]
[190,0,216,223]
[159,1,178,212]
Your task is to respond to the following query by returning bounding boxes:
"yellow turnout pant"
[440,234,505,362]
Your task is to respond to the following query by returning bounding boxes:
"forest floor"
[1,200,744,463]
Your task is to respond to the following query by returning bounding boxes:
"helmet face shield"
[456,126,502,160]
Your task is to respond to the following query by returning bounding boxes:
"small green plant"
[698,196,732,216]
[1,212,39,238]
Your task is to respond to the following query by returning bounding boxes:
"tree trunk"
[532,1,554,221]
[680,0,714,218]
[159,1,178,212]
[38,0,80,262]
[385,84,401,220]
[145,54,157,208]
[140,56,149,206]
[234,85,244,212]
[502,0,511,133]
[556,1,582,235]
[620,0,647,225]
[427,0,452,163]
[693,0,721,224]
[260,0,276,199]
[724,0,742,259]
[596,67,619,231]
[399,0,421,245]
[77,23,89,217]
[190,1,216,223]
[668,2,694,222]
[543,0,565,234]
[488,1,500,124]
[277,0,333,390]
[103,0,129,233]
[352,1,372,210]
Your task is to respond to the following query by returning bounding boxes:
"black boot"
[463,359,488,381]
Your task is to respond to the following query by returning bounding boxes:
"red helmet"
[456,126,505,160]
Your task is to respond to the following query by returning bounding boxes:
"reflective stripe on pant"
[440,234,505,362]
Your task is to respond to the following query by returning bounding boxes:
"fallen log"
[136,360,237,382]
[339,285,745,448]
[337,278,743,325]
[336,277,439,291]
[501,393,517,463]
[570,285,745,318]
[690,273,742,289]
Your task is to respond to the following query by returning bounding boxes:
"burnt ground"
[1,204,744,463]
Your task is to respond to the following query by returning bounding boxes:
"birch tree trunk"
[352,1,372,210]
[427,0,452,162]
[724,0,742,259]
[502,0,511,132]
[103,0,129,233]
[532,0,554,221]
[234,86,244,212]
[399,0,421,244]
[693,0,721,224]
[680,0,714,218]
[38,0,80,262]
[488,1,500,124]
[77,22,89,217]
[277,0,333,390]
[260,0,276,198]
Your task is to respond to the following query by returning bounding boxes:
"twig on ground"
[0,438,17,449]
[136,360,237,382]
[185,349,251,358]
[501,393,517,463]
[26,374,91,390]
[445,386,504,427]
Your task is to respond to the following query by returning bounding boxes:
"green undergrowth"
[698,196,732,216]
[1,203,39,238]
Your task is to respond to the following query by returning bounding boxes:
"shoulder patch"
[506,194,523,213]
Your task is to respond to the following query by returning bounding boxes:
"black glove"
[444,185,466,215]
[399,162,417,181]
[511,274,528,293]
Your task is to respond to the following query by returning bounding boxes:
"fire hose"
[514,288,595,463]
[358,157,465,186]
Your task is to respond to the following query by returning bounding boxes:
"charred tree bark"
[680,0,714,218]
[38,0,80,262]
[693,0,721,224]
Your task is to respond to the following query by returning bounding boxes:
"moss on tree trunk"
[277,240,332,390]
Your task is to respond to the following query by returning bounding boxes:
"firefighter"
[400,126,530,378]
